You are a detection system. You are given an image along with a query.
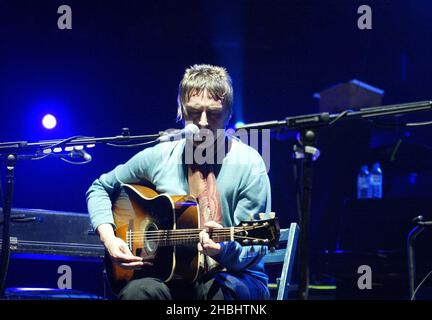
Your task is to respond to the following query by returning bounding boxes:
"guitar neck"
[131,228,235,247]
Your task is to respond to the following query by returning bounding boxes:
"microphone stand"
[407,215,432,299]
[0,154,15,300]
[0,127,160,298]
[238,100,432,300]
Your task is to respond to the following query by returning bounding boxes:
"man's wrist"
[97,223,116,244]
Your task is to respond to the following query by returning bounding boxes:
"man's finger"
[203,243,217,250]
[204,221,223,229]
[120,261,145,270]
[113,251,143,263]
[199,229,209,244]
[197,242,204,253]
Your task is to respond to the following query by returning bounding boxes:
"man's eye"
[208,112,221,117]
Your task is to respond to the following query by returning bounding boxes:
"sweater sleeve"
[86,146,157,231]
[212,153,272,272]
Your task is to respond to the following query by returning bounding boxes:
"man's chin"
[190,128,226,148]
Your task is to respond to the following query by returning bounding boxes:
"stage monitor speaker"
[0,208,110,299]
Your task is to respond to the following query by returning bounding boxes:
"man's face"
[183,89,230,145]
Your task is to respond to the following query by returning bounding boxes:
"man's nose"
[198,111,208,128]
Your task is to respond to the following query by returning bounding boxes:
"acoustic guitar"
[106,183,280,293]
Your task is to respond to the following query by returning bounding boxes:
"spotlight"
[42,114,57,129]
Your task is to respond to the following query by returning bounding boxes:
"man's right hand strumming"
[97,223,144,270]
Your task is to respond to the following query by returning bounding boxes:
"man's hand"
[104,237,145,270]
[198,221,223,256]
[97,223,143,270]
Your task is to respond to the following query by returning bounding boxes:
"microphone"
[74,149,92,161]
[157,123,199,142]
[41,148,92,161]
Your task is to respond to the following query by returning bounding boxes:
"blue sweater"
[86,137,272,286]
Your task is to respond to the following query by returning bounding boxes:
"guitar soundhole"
[143,222,159,254]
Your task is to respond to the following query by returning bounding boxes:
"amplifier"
[0,207,104,257]
[0,208,109,299]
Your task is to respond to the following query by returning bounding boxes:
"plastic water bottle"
[370,163,383,199]
[357,165,372,199]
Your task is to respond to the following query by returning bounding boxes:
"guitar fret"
[139,231,233,247]
[133,226,270,247]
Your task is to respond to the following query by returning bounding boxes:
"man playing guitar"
[86,64,273,300]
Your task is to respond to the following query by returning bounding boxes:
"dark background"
[1,0,432,299]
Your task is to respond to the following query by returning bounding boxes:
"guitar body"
[105,184,280,295]
[106,184,201,294]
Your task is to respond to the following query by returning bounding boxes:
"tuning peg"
[269,212,276,219]
[269,246,276,252]
[259,212,265,220]
[243,239,250,245]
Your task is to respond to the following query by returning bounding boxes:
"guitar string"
[127,230,269,238]
[128,235,237,240]
[126,230,270,240]
[127,230,254,239]
[126,234,267,245]
[126,228,266,241]
[127,224,268,234]
[127,235,234,242]
[126,224,269,236]
[128,235,263,242]
[126,226,270,241]
[127,230,273,242]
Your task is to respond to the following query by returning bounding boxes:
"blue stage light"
[42,114,57,129]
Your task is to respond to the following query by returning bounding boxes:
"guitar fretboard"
[126,228,235,247]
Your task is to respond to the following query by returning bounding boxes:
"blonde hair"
[177,64,233,122]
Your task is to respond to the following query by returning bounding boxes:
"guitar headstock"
[235,213,280,249]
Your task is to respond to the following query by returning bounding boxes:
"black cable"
[406,120,432,127]
[60,157,92,165]
[367,118,432,128]
[0,175,3,209]
[29,135,95,161]
[30,153,51,161]
[411,270,432,300]
[40,135,94,150]
[390,139,403,162]
[329,110,353,126]
[106,139,158,148]
[292,147,303,223]
[0,156,15,298]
